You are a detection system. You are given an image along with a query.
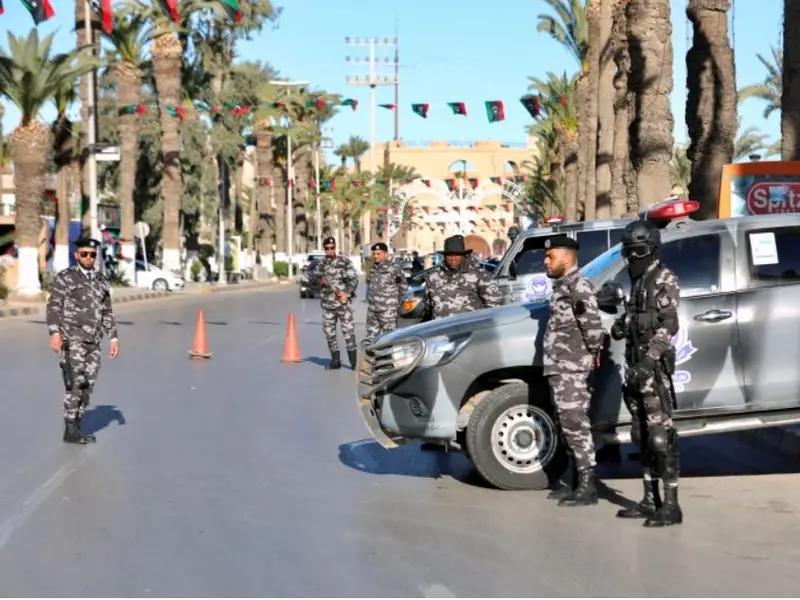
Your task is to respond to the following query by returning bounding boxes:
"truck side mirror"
[597,281,624,312]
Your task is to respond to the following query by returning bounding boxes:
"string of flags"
[251,174,528,190]
[379,95,566,122]
[118,98,359,119]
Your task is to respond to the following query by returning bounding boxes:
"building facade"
[376,137,538,257]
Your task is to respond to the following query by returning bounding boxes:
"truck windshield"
[579,244,622,283]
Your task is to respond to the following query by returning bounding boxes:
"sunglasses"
[324,245,335,250]
[78,251,97,258]
[621,244,652,259]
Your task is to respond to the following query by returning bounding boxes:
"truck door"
[604,231,742,417]
[496,233,562,304]
[736,224,800,408]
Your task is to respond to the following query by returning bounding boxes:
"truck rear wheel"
[466,382,567,491]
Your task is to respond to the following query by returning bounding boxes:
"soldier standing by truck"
[46,237,120,444]
[364,242,407,346]
[319,236,359,370]
[541,235,605,506]
[611,220,683,527]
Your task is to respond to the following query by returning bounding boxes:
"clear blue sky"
[0,0,782,163]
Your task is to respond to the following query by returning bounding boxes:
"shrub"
[190,259,204,282]
[273,260,289,278]
[0,267,7,302]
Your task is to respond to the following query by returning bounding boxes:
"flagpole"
[84,0,100,248]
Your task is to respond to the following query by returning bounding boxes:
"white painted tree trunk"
[16,246,42,296]
[53,244,70,273]
[121,242,136,286]
[161,247,180,272]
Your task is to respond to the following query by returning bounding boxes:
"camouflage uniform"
[365,259,408,345]
[423,255,502,320]
[46,265,118,428]
[319,253,359,358]
[543,268,605,479]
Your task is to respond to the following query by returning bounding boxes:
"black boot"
[347,348,358,370]
[547,468,577,500]
[617,476,661,519]
[76,415,96,443]
[63,419,92,444]
[325,349,341,370]
[644,430,682,527]
[558,467,598,506]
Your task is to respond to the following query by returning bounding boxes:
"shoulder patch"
[574,300,586,315]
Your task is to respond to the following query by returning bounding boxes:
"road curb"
[0,305,40,319]
[739,426,800,458]
[110,290,171,304]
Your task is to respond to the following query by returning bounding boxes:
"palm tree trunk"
[293,146,311,253]
[272,164,286,253]
[563,135,580,221]
[152,35,183,271]
[594,0,615,220]
[575,75,589,219]
[584,2,602,222]
[686,0,736,220]
[611,1,632,217]
[626,0,675,209]
[54,120,72,273]
[782,0,800,159]
[254,126,275,254]
[115,62,141,283]
[10,122,49,296]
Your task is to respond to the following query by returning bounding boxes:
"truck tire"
[466,382,567,491]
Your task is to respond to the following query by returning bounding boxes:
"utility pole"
[393,16,400,141]
[84,0,100,244]
[345,36,398,247]
[314,129,334,252]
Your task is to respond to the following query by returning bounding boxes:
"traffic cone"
[188,309,213,360]
[281,312,302,363]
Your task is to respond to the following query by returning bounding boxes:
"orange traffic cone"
[281,312,302,363]
[188,309,213,360]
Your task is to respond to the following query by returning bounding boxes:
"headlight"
[300,275,309,283]
[402,297,420,312]
[419,333,472,368]
[391,339,424,369]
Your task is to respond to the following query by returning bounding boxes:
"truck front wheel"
[466,382,567,491]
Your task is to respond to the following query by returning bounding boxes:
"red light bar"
[644,199,700,221]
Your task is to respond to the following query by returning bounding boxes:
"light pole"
[345,36,398,246]
[269,79,309,277]
[314,129,334,251]
[83,0,100,244]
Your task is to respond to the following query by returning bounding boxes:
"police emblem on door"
[670,328,697,393]
[524,274,552,302]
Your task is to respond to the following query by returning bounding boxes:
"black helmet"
[621,220,660,259]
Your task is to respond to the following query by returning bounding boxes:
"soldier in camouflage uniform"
[46,238,120,444]
[611,220,682,527]
[319,236,359,370]
[364,242,408,346]
[542,235,605,506]
[421,235,502,321]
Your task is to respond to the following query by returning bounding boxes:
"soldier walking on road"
[421,235,502,321]
[364,242,407,347]
[542,236,605,506]
[319,236,359,370]
[611,221,682,527]
[46,238,119,444]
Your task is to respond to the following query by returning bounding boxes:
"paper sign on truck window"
[749,232,780,266]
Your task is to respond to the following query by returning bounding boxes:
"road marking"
[0,450,92,553]
[419,583,457,598]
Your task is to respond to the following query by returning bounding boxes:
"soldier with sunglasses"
[46,238,120,444]
[611,221,682,527]
[318,236,359,370]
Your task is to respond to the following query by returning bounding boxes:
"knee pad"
[647,425,668,455]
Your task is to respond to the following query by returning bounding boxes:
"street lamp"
[315,129,334,251]
[270,79,309,277]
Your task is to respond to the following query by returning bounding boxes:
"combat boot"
[63,419,93,444]
[325,349,341,370]
[558,467,598,506]
[347,348,358,370]
[644,429,682,527]
[76,415,96,443]
[616,476,661,519]
[547,469,577,500]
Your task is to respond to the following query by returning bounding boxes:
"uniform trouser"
[322,301,356,352]
[62,341,102,420]
[623,372,679,487]
[364,307,398,345]
[548,372,595,470]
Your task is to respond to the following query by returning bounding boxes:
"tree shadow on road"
[82,404,126,435]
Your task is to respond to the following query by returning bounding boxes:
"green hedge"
[273,260,289,278]
[0,267,7,301]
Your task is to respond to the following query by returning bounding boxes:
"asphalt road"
[0,283,799,597]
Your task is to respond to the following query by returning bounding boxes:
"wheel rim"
[154,280,167,291]
[490,404,558,474]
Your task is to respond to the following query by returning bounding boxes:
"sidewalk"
[0,278,285,320]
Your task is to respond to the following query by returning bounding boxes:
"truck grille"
[357,338,423,395]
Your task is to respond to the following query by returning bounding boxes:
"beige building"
[376,137,538,256]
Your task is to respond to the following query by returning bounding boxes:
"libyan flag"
[519,94,540,118]
[485,100,505,123]
[219,0,241,23]
[447,102,467,116]
[21,0,55,24]
[411,103,429,119]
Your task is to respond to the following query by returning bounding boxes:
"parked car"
[134,260,185,292]
[299,259,323,298]
[356,201,800,491]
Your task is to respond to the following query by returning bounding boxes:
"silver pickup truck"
[356,208,800,490]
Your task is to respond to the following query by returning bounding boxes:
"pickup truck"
[356,204,800,491]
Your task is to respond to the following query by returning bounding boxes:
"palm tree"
[670,145,691,194]
[333,144,349,169]
[734,122,770,161]
[52,82,79,272]
[0,29,95,296]
[103,11,155,281]
[610,0,634,217]
[685,0,736,220]
[738,46,782,119]
[373,162,420,245]
[782,10,800,160]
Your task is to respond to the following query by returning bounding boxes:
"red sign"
[746,181,800,214]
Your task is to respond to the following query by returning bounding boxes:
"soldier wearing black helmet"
[611,220,683,527]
